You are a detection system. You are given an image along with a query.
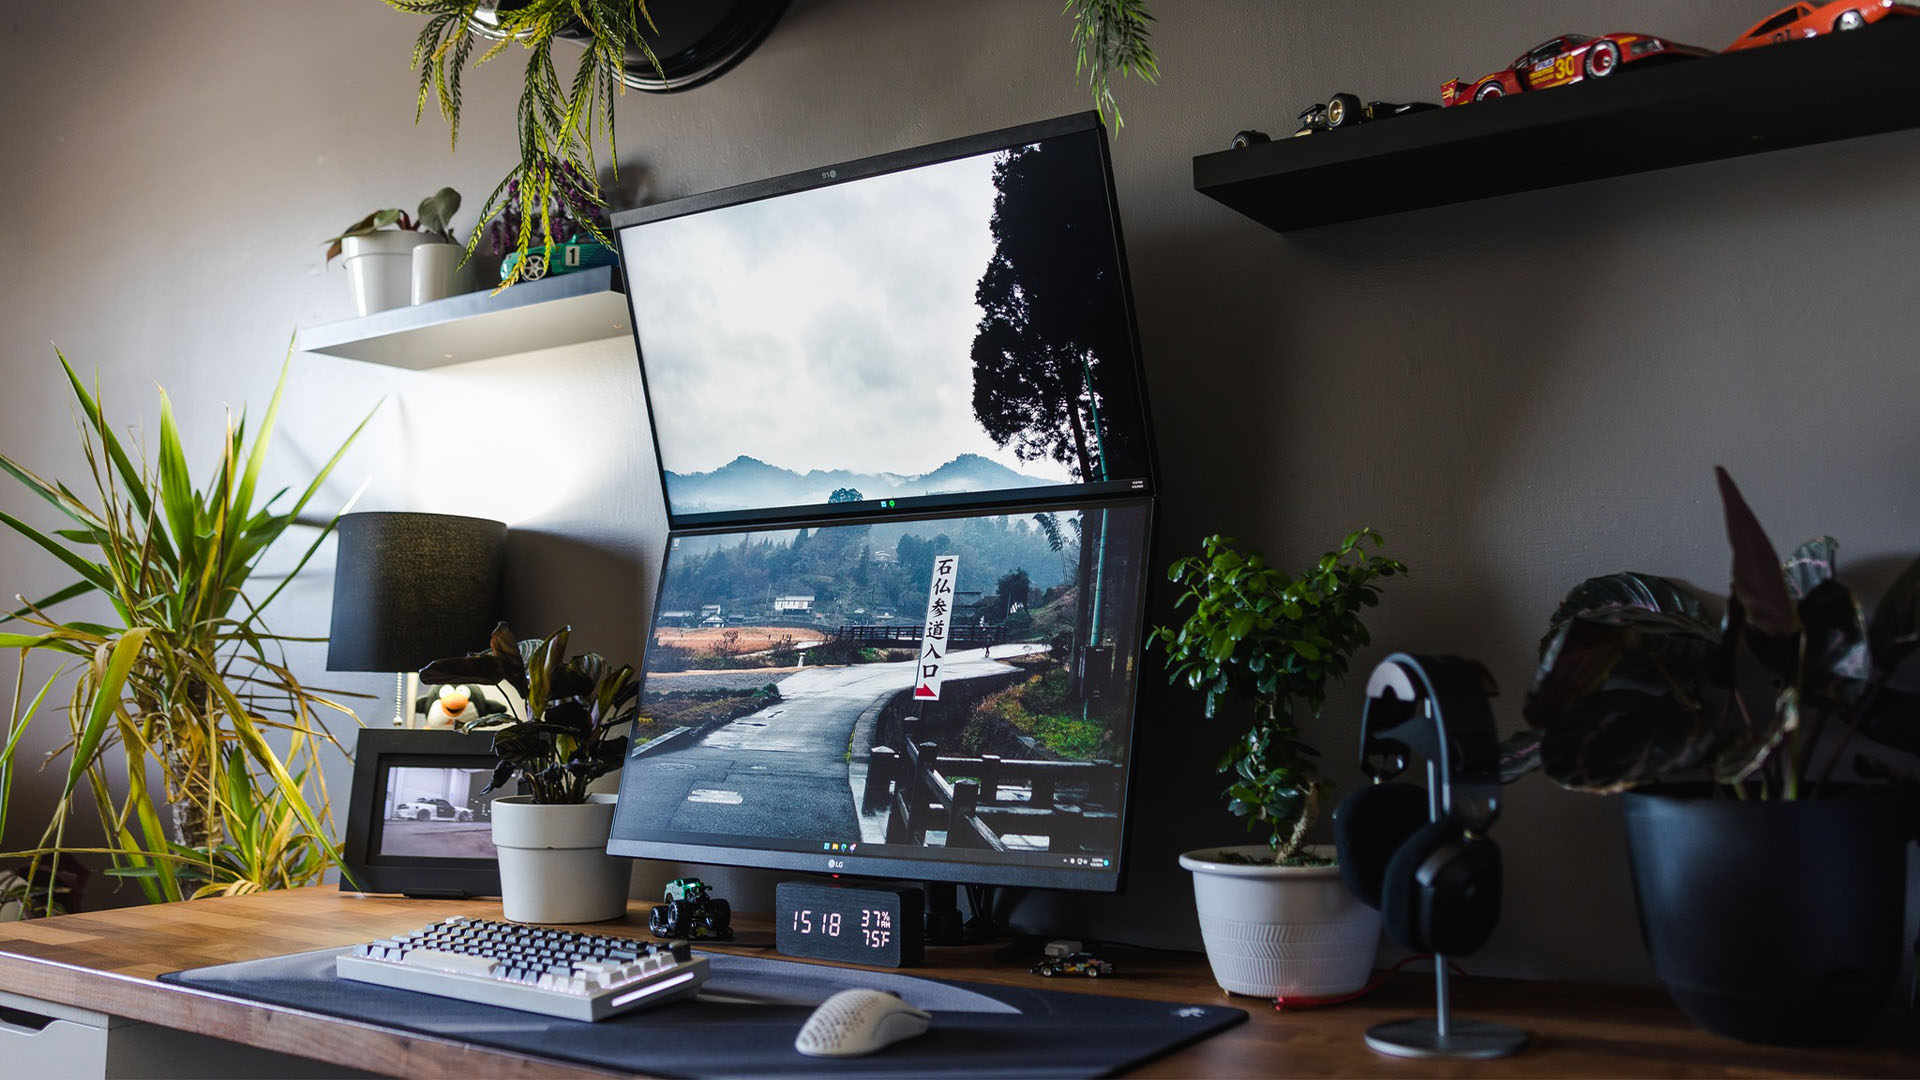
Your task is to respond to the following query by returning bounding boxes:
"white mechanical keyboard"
[335,915,710,1021]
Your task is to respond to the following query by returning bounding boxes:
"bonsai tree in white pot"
[1155,530,1405,998]
[421,623,635,923]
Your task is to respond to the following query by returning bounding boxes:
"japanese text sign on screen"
[914,555,959,700]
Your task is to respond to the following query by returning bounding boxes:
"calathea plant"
[323,186,462,263]
[419,624,635,803]
[1154,531,1405,861]
[1522,467,1920,797]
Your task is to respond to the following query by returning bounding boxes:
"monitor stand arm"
[924,882,1001,946]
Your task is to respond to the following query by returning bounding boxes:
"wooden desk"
[0,888,1911,1078]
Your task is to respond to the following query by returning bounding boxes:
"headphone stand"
[1363,952,1527,1059]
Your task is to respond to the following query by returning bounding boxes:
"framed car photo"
[340,728,511,898]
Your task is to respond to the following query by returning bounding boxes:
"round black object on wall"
[556,0,791,92]
[326,512,507,674]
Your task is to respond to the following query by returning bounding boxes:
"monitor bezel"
[610,494,1155,894]
[610,110,1159,530]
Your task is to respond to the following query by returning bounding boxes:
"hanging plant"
[1064,0,1160,132]
[389,1,663,286]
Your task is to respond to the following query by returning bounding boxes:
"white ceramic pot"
[1179,843,1382,998]
[491,793,629,924]
[410,241,465,305]
[339,231,429,316]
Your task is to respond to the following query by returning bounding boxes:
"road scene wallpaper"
[622,501,1150,864]
[624,129,1150,517]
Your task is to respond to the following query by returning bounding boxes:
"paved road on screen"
[621,648,1036,843]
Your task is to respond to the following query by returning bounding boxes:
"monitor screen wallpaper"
[611,498,1151,886]
[621,125,1151,524]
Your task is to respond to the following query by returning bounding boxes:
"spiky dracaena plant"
[0,353,375,912]
[390,0,662,287]
[1154,531,1405,862]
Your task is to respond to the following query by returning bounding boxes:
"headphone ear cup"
[1380,821,1503,955]
[1332,782,1430,910]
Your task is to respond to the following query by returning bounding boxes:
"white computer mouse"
[794,988,932,1057]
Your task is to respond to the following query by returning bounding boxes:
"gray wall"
[2,1,1915,986]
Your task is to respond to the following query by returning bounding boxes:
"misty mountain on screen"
[666,453,1051,513]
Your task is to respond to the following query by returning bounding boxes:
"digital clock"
[774,882,924,967]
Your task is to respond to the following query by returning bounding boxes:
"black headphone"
[1332,653,1505,957]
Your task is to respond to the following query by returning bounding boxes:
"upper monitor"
[613,112,1154,527]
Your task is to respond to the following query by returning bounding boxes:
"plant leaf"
[1715,467,1798,637]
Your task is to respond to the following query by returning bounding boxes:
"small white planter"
[1179,843,1382,998]
[491,794,629,924]
[340,231,429,316]
[410,241,465,305]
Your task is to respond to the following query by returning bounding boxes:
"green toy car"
[499,239,617,282]
[648,877,733,940]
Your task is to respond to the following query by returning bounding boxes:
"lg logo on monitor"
[827,858,846,870]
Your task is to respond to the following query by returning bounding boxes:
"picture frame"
[340,728,508,899]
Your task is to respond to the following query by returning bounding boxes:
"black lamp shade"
[326,512,507,673]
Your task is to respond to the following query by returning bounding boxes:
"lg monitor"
[609,498,1152,891]
[609,112,1155,895]
[614,111,1154,528]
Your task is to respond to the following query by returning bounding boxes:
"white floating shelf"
[294,267,632,369]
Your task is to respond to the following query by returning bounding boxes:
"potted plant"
[323,186,462,314]
[1521,467,1920,1044]
[1156,530,1406,997]
[420,623,636,923]
[389,2,1156,286]
[0,354,374,911]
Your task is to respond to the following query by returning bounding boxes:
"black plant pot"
[1621,786,1912,1044]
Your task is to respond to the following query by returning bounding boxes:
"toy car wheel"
[1229,129,1271,150]
[1584,40,1620,78]
[1326,93,1364,128]
[456,810,472,822]
[1085,967,1101,978]
[1835,9,1866,30]
[1474,81,1505,101]
[521,254,549,280]
[1039,966,1056,977]
[416,809,430,821]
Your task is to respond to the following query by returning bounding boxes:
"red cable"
[1273,955,1467,1011]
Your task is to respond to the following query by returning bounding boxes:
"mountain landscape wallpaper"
[621,129,1150,519]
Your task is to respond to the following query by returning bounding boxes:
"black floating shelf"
[294,266,631,369]
[1195,18,1920,232]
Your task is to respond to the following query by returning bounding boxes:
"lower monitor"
[609,497,1152,892]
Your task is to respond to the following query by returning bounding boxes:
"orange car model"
[1727,0,1919,50]
[1441,33,1711,106]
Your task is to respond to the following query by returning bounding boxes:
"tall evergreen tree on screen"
[971,137,1139,696]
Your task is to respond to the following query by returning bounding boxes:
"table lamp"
[327,511,507,727]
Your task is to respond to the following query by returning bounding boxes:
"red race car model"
[1726,1,1918,50]
[1441,32,1712,106]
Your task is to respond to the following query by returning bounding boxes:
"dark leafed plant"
[389,0,662,286]
[1522,467,1920,798]
[419,624,635,804]
[323,186,463,263]
[1153,531,1405,861]
[1064,0,1160,132]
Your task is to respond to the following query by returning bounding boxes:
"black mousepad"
[160,947,1245,1078]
